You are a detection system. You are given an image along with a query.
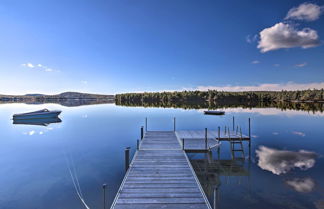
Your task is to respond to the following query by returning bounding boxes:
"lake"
[0,103,323,209]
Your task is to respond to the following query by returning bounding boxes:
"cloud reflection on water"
[286,177,315,193]
[256,146,317,175]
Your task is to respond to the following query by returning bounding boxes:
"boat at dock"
[204,110,225,115]
[13,109,61,120]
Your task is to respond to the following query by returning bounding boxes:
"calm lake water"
[0,103,323,209]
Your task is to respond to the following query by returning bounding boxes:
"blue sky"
[0,0,324,94]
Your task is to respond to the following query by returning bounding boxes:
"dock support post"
[103,184,107,209]
[205,128,208,150]
[145,117,147,132]
[182,138,184,150]
[217,126,220,159]
[137,139,139,150]
[233,116,235,131]
[173,117,176,132]
[213,187,218,209]
[140,126,144,140]
[125,147,130,172]
[248,118,251,158]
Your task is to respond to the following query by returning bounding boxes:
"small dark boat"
[204,110,225,115]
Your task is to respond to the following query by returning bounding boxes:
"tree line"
[116,89,324,104]
[115,89,324,112]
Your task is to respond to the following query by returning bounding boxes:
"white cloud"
[295,62,307,68]
[286,178,315,193]
[251,60,260,64]
[81,80,88,85]
[292,131,306,137]
[196,82,324,92]
[256,146,317,175]
[246,34,258,43]
[29,130,35,135]
[286,3,323,21]
[22,63,35,68]
[258,22,320,53]
[21,62,58,72]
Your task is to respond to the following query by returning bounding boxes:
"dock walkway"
[111,131,211,209]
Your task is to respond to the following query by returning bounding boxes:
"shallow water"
[0,103,323,209]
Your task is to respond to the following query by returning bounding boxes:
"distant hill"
[0,92,114,104]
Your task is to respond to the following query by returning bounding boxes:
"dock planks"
[111,131,211,209]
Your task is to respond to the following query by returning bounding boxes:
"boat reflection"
[189,153,250,209]
[13,117,62,126]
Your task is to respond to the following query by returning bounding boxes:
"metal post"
[145,117,147,132]
[205,128,208,150]
[182,138,184,150]
[213,187,216,209]
[141,126,144,140]
[137,139,139,150]
[248,118,251,159]
[232,116,235,131]
[224,126,227,135]
[125,147,130,172]
[248,118,251,139]
[173,117,176,132]
[218,126,220,159]
[103,184,107,209]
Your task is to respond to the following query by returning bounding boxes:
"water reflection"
[189,153,250,209]
[0,99,114,107]
[286,178,315,193]
[256,146,317,175]
[13,117,62,126]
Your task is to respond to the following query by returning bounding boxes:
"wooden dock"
[110,131,212,209]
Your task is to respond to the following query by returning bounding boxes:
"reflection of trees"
[189,153,250,209]
[116,100,324,113]
[0,99,114,107]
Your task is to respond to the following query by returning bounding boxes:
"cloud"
[196,82,324,91]
[292,131,306,137]
[256,146,317,175]
[258,22,320,53]
[286,3,323,21]
[81,80,88,85]
[295,62,307,68]
[21,63,35,68]
[21,62,58,72]
[286,178,315,193]
[272,132,279,135]
[251,60,260,64]
[246,34,258,43]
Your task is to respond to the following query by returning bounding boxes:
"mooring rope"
[64,152,91,209]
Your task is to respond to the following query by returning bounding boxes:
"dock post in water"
[248,118,251,158]
[124,147,130,172]
[205,128,208,150]
[102,183,107,209]
[140,126,144,140]
[232,116,235,131]
[136,139,139,150]
[173,117,176,132]
[145,117,147,132]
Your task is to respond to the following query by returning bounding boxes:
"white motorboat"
[13,109,61,120]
